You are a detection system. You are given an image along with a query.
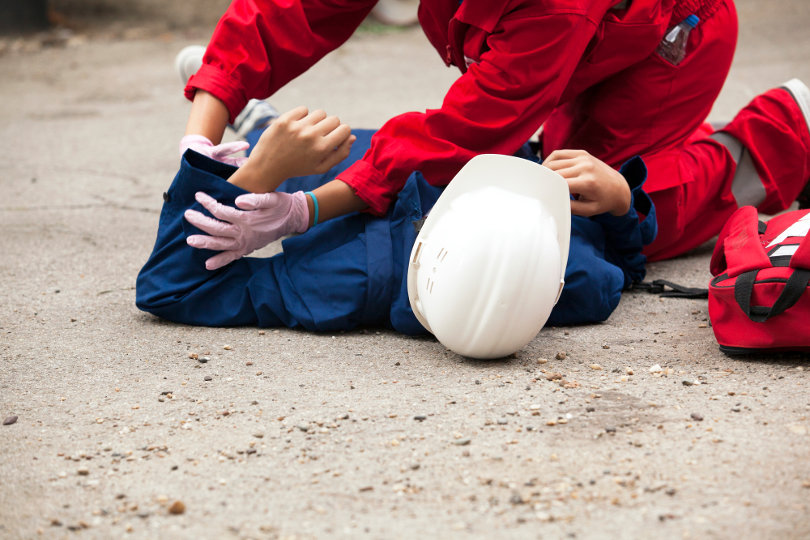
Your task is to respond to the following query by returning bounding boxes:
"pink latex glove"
[184,191,309,270]
[179,134,249,167]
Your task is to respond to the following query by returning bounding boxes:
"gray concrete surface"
[1,2,810,538]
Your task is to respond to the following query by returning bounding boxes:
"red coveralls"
[185,0,810,261]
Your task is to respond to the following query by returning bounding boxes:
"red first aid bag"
[709,206,810,354]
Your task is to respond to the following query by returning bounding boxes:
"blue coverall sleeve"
[136,147,398,331]
[547,156,657,326]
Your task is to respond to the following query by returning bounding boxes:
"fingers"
[195,191,244,223]
[278,106,309,123]
[543,149,587,163]
[184,209,238,237]
[316,133,356,172]
[234,192,279,211]
[299,109,328,126]
[186,233,239,251]
[322,123,353,149]
[570,199,600,217]
[204,250,240,271]
[543,150,589,174]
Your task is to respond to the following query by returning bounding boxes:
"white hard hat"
[407,154,571,359]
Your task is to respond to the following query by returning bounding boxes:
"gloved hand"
[179,134,249,167]
[185,191,310,270]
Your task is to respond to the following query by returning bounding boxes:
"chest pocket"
[586,19,666,70]
[585,2,670,70]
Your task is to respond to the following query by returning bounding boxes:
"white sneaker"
[232,99,279,138]
[782,79,810,209]
[782,79,810,140]
[174,45,206,84]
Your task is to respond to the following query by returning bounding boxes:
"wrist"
[608,172,632,216]
[305,191,319,229]
[227,162,284,193]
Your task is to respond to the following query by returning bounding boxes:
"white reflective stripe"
[771,245,799,258]
[730,148,767,207]
[711,132,767,207]
[767,213,810,247]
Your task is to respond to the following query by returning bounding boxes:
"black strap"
[734,269,810,322]
[630,279,709,299]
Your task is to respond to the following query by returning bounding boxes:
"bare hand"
[543,149,631,217]
[229,106,356,193]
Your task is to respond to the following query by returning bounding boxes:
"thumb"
[235,192,280,210]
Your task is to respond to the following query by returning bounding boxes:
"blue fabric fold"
[136,131,657,332]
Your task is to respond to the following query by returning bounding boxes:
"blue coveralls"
[136,130,656,332]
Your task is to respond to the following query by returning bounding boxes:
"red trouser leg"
[643,87,810,260]
[543,0,739,261]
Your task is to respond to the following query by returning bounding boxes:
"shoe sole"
[175,45,206,84]
[782,79,810,208]
[782,78,810,138]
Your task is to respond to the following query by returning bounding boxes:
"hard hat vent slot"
[427,278,434,294]
[412,242,423,264]
[438,248,448,262]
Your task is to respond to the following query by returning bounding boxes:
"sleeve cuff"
[593,156,657,246]
[184,64,249,124]
[171,150,249,208]
[338,160,397,216]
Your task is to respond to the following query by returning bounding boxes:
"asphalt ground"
[1,2,809,538]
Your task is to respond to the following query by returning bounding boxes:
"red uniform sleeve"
[185,0,378,123]
[341,12,599,215]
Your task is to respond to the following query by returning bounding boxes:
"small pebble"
[555,352,567,360]
[297,424,310,432]
[690,413,704,422]
[453,439,471,446]
[649,364,663,373]
[536,358,548,365]
[682,380,700,386]
[203,376,213,382]
[3,415,18,426]
[198,357,210,364]
[605,426,617,433]
[168,501,185,515]
[589,364,603,370]
[413,415,427,422]
[77,467,89,476]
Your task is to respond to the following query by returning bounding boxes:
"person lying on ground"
[136,106,656,341]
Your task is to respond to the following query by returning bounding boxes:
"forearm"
[307,180,367,227]
[185,90,229,144]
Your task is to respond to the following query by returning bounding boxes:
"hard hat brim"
[407,154,572,334]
